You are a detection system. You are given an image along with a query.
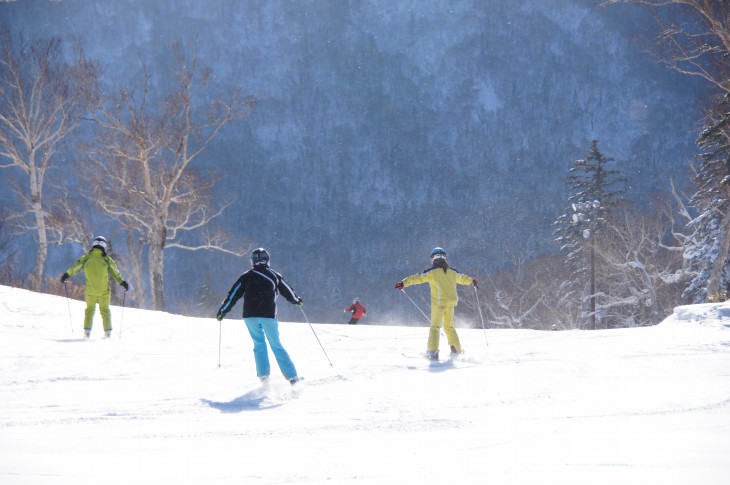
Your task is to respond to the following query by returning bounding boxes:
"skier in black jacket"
[217,248,304,385]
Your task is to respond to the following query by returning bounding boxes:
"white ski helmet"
[91,236,108,251]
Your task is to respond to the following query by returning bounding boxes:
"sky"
[1,284,729,484]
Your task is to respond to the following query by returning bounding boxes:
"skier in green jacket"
[61,236,128,338]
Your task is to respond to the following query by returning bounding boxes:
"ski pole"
[473,285,488,347]
[399,288,431,325]
[299,306,333,367]
[399,288,445,337]
[63,282,73,333]
[218,319,222,368]
[118,290,127,339]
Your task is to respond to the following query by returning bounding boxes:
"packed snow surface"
[1,285,729,484]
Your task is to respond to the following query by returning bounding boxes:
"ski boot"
[288,376,304,386]
[104,330,111,339]
[425,350,439,361]
[84,329,91,339]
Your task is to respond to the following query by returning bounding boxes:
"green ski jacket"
[66,248,124,296]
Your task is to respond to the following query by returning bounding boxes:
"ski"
[401,352,481,369]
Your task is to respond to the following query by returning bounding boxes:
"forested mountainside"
[2,0,705,322]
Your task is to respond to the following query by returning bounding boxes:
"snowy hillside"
[1,284,729,484]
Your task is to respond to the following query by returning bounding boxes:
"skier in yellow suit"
[61,236,128,338]
[395,247,477,360]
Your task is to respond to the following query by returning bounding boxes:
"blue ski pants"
[244,317,298,380]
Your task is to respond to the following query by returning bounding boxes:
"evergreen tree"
[682,97,730,303]
[554,140,627,328]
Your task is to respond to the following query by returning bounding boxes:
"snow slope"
[1,285,729,484]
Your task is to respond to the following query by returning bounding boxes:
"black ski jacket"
[218,265,301,319]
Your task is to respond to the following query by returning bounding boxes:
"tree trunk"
[126,232,145,308]
[29,160,47,292]
[149,224,166,311]
[707,215,730,298]
[590,242,596,330]
[31,201,48,292]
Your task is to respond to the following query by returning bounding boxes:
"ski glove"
[295,299,304,307]
[120,281,129,291]
[472,278,478,288]
[60,272,69,283]
[395,281,404,290]
[216,310,224,322]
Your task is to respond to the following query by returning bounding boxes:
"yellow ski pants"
[84,292,112,332]
[427,305,462,353]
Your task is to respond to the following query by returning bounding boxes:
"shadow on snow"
[200,389,284,413]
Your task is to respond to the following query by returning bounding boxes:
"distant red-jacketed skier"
[344,298,367,324]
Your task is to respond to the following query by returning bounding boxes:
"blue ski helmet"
[251,247,270,266]
[91,236,108,251]
[430,247,446,262]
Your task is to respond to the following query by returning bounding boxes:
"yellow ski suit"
[402,265,473,353]
[66,248,124,332]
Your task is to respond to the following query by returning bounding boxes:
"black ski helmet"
[251,247,270,266]
[91,236,108,251]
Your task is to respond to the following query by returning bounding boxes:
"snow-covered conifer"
[553,140,627,328]
[682,100,730,303]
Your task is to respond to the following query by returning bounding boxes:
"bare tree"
[468,255,577,330]
[602,1,730,94]
[602,1,730,303]
[83,40,254,310]
[591,205,686,327]
[0,30,99,290]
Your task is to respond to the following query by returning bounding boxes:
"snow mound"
[667,301,730,329]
